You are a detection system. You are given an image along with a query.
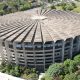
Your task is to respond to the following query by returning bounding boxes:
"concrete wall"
[0,36,80,72]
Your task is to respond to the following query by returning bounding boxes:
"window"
[55,43,62,48]
[9,44,13,48]
[36,62,43,64]
[16,43,23,50]
[19,61,25,63]
[35,52,43,54]
[27,52,34,54]
[45,58,53,60]
[45,51,53,53]
[24,44,33,50]
[27,55,33,57]
[35,55,43,57]
[44,44,53,48]
[17,51,23,53]
[74,37,78,43]
[20,54,23,57]
[44,44,53,50]
[35,44,43,50]
[36,59,43,60]
[2,42,5,46]
[10,50,14,52]
[27,62,34,64]
[25,45,33,48]
[45,55,52,57]
[55,53,60,56]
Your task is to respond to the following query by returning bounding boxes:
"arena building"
[0,8,80,71]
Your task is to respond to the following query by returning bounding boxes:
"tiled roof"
[0,8,80,43]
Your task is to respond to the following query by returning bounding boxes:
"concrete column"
[53,42,55,63]
[62,40,65,62]
[22,43,27,66]
[78,37,80,51]
[0,40,4,61]
[13,42,18,65]
[43,42,45,72]
[70,39,73,59]
[33,44,36,68]
[77,36,80,52]
[5,41,11,63]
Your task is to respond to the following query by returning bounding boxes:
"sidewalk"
[38,73,45,80]
[0,72,24,80]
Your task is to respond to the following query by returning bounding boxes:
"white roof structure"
[0,8,80,43]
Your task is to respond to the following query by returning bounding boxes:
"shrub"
[0,10,5,15]
[51,5,56,9]
[71,3,77,8]
[62,3,74,11]
[20,2,31,11]
[46,63,64,77]
[63,73,78,80]
[73,7,80,13]
[41,77,45,80]
[75,0,80,2]
[74,55,80,64]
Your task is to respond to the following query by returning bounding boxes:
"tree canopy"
[45,54,80,80]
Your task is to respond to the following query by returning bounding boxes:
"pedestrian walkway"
[0,72,24,80]
[38,73,45,80]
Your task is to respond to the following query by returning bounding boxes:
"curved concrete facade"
[0,8,80,71]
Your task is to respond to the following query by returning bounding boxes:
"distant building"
[0,0,6,2]
[0,8,80,72]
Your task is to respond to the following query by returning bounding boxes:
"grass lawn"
[73,6,80,13]
[0,2,5,10]
[72,1,80,13]
[56,6,63,10]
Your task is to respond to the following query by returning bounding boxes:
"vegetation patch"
[0,62,38,80]
[73,7,80,13]
[43,54,80,80]
[0,0,40,15]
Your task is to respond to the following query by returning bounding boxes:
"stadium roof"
[0,8,80,43]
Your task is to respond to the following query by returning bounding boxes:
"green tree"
[1,68,6,73]
[27,73,38,80]
[14,65,20,77]
[71,3,77,8]
[14,4,19,11]
[1,61,6,67]
[46,63,64,77]
[20,2,31,11]
[64,59,71,67]
[22,73,27,79]
[74,55,80,64]
[3,4,8,12]
[64,59,77,73]
[41,77,45,80]
[62,3,74,11]
[51,5,56,9]
[5,63,12,74]
[10,69,15,76]
[63,73,78,80]
[23,68,31,75]
[69,61,78,73]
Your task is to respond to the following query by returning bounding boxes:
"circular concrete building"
[0,8,80,71]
